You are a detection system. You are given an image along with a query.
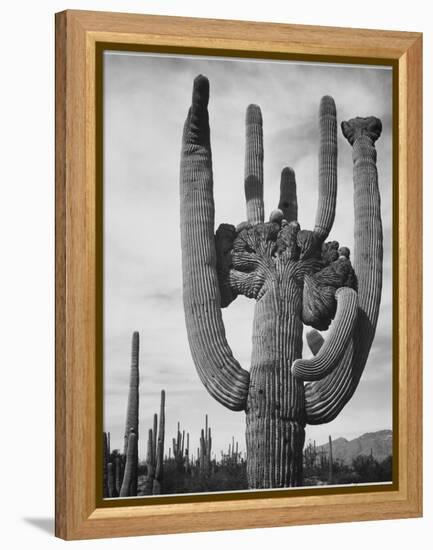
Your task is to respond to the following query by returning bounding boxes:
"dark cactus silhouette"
[153,390,166,494]
[107,462,118,498]
[143,391,166,495]
[199,415,212,476]
[119,430,138,497]
[172,422,186,474]
[328,435,334,484]
[103,431,109,498]
[180,75,383,488]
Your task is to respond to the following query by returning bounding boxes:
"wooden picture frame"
[55,9,422,540]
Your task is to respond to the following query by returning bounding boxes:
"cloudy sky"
[103,51,393,462]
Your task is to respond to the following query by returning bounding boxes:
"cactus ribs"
[180,75,383,488]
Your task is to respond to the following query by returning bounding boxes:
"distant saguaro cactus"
[328,435,334,484]
[199,415,212,476]
[119,430,138,497]
[153,390,166,495]
[172,422,185,474]
[143,390,167,495]
[180,75,383,488]
[122,331,140,496]
[103,432,109,498]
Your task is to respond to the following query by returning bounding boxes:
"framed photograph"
[55,10,422,540]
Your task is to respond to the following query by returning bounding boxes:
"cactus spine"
[180,75,383,488]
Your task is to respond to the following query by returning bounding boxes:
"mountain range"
[316,429,392,464]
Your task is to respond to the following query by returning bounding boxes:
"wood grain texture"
[55,9,422,540]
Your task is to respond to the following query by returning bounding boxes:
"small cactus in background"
[114,454,122,494]
[142,390,166,495]
[153,390,166,494]
[172,422,186,473]
[328,435,334,484]
[103,432,109,498]
[199,415,212,476]
[119,430,138,497]
[180,75,383,488]
[107,462,118,498]
[104,331,168,498]
[143,428,155,494]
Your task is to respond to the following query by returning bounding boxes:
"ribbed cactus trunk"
[246,281,305,487]
[180,75,383,489]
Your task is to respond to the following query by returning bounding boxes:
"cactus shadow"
[23,517,54,535]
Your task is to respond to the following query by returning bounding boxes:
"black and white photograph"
[102,51,393,498]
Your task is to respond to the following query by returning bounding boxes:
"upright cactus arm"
[180,75,250,411]
[314,96,338,241]
[292,287,358,381]
[278,167,297,223]
[305,116,383,424]
[245,104,264,224]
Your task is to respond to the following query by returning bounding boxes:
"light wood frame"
[55,9,422,540]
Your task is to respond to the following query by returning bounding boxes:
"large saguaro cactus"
[180,75,383,488]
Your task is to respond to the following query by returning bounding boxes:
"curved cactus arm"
[278,167,297,222]
[306,329,324,356]
[305,116,383,425]
[314,96,337,241]
[292,287,358,381]
[180,75,250,412]
[245,104,264,224]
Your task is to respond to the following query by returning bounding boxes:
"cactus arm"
[245,104,264,224]
[119,431,138,497]
[292,287,358,381]
[305,117,383,424]
[278,167,297,222]
[306,329,324,356]
[314,96,337,241]
[180,75,250,412]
